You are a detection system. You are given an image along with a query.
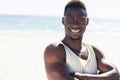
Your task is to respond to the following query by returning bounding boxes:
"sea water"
[0,14,120,35]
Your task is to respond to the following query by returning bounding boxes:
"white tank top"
[61,42,97,74]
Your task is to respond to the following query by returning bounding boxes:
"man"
[44,0,120,80]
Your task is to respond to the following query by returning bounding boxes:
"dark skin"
[44,8,120,80]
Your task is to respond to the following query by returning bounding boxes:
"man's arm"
[44,43,74,80]
[74,46,120,80]
[74,59,120,80]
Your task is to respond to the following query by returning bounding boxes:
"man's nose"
[73,17,79,25]
[72,23,80,28]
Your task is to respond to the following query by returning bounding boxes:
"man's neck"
[62,37,83,54]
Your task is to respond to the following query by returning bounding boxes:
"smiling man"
[44,0,120,80]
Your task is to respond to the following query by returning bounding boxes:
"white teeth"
[71,29,80,33]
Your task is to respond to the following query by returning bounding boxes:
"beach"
[0,30,120,80]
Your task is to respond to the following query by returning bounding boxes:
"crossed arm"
[44,44,120,80]
[74,58,120,80]
[73,46,120,80]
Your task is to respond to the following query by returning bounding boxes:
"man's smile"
[70,29,81,33]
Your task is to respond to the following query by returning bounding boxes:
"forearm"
[78,73,118,80]
[74,69,120,80]
[75,72,108,80]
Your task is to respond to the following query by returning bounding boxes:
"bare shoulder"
[91,45,105,60]
[91,44,111,65]
[91,44,119,72]
[44,42,73,80]
[44,42,65,62]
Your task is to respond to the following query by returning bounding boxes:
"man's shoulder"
[84,43,105,59]
[44,41,66,60]
[89,44,105,60]
[46,41,63,50]
[44,41,65,54]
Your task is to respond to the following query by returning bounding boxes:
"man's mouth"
[71,29,81,33]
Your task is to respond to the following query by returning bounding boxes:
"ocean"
[0,14,120,34]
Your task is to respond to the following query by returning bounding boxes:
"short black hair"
[64,0,87,15]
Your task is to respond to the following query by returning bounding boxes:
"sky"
[0,0,120,19]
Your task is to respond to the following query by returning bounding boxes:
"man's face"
[62,8,88,40]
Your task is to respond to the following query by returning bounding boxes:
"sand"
[0,30,119,80]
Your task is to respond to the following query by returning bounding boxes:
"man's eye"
[78,19,86,25]
[66,17,74,24]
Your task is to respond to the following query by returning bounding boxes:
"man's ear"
[86,18,89,25]
[62,17,65,25]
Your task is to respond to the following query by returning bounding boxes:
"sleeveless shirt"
[61,42,97,74]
